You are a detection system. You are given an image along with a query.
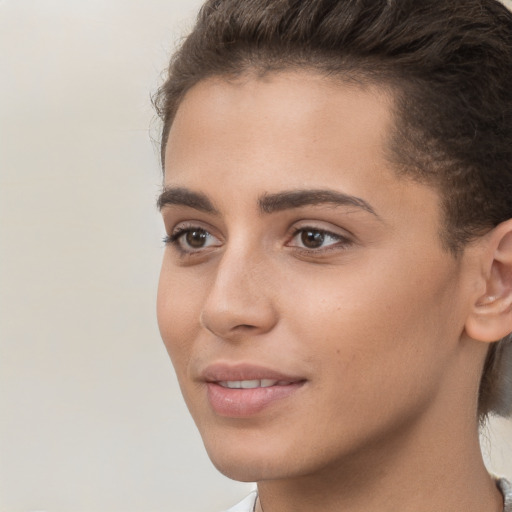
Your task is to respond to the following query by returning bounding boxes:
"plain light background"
[1,1,511,511]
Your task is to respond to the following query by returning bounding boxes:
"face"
[157,72,475,482]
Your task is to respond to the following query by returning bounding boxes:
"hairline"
[160,64,469,257]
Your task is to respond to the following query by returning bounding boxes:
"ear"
[465,219,512,343]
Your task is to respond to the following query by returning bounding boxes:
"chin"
[207,449,299,483]
[199,425,305,482]
[209,456,265,483]
[199,422,348,484]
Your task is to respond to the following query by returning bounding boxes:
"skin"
[157,72,506,512]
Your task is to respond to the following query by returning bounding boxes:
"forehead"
[166,71,393,170]
[167,73,391,177]
[163,71,441,229]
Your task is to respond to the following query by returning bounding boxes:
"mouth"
[217,379,295,389]
[200,363,307,418]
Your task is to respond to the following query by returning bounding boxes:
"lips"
[201,363,306,417]
[201,363,304,383]
[217,379,291,389]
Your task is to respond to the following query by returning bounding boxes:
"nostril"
[199,283,278,339]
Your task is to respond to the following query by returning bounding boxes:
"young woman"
[154,1,512,510]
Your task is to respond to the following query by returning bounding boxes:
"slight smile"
[218,379,294,389]
[201,364,307,417]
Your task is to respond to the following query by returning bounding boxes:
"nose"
[200,246,278,341]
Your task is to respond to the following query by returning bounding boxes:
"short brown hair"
[154,0,512,418]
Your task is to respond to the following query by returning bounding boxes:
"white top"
[502,479,512,512]
[222,479,512,512]
[223,490,257,512]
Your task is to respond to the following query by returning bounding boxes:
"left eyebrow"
[258,189,380,218]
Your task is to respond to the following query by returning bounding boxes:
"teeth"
[241,380,260,389]
[218,379,280,389]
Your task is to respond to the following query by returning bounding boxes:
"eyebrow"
[258,189,379,217]
[157,187,379,218]
[157,187,219,214]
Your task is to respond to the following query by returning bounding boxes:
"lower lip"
[206,382,305,417]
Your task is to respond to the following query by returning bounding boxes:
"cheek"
[156,258,203,373]
[281,251,461,404]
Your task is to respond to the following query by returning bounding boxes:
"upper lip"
[200,363,306,383]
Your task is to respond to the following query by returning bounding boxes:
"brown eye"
[301,230,325,249]
[288,226,351,252]
[167,226,220,254]
[185,229,209,248]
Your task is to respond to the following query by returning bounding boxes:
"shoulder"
[220,490,258,512]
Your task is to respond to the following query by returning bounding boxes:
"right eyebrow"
[157,187,219,214]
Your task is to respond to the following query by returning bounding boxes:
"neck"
[256,403,503,512]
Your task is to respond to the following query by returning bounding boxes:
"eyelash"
[163,226,353,255]
[162,226,216,255]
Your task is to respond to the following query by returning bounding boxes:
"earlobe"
[465,219,512,343]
